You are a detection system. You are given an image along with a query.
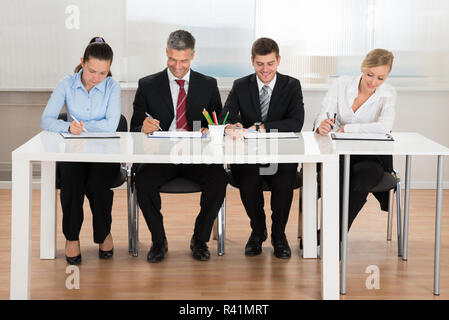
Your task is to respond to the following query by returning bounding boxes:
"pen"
[326,112,335,130]
[70,114,88,133]
[145,112,162,131]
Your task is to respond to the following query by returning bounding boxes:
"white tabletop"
[313,132,449,156]
[12,131,337,164]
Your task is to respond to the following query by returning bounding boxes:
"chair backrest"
[159,177,202,194]
[227,169,302,191]
[57,113,128,132]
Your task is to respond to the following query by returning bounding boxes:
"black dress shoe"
[147,240,168,263]
[99,248,114,259]
[272,234,291,259]
[66,254,82,265]
[245,230,268,256]
[190,236,210,261]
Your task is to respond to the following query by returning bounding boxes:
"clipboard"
[60,132,120,139]
[330,133,394,141]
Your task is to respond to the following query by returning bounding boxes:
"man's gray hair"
[167,30,195,51]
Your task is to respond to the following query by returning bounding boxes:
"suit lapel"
[159,69,174,118]
[266,72,285,121]
[249,74,262,120]
[186,70,197,114]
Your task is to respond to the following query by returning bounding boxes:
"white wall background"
[1,0,448,88]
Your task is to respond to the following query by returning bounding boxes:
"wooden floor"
[1,188,448,300]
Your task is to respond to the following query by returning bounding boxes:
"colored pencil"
[202,109,213,125]
[222,111,229,125]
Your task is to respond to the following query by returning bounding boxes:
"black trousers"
[134,164,228,244]
[230,163,298,239]
[339,155,385,231]
[58,162,120,243]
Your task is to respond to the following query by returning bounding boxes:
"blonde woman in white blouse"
[315,48,396,232]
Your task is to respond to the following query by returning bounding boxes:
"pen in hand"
[145,112,162,131]
[70,114,88,133]
[326,112,335,130]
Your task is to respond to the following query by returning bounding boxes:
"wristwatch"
[254,122,262,131]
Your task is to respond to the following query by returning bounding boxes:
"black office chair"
[128,174,227,257]
[367,169,403,255]
[309,162,403,257]
[226,166,303,241]
[55,113,130,241]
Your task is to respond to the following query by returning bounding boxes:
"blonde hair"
[361,48,394,71]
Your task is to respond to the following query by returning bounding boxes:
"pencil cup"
[208,125,226,144]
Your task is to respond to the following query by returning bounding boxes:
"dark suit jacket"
[130,68,222,132]
[219,72,304,132]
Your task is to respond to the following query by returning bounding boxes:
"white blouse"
[314,75,397,133]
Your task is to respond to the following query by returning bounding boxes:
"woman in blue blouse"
[41,37,121,264]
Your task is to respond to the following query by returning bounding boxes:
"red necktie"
[175,80,189,131]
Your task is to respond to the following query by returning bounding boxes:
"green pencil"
[222,111,229,125]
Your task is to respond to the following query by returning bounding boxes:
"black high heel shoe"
[99,234,114,259]
[66,254,82,265]
[99,248,114,259]
[66,241,82,265]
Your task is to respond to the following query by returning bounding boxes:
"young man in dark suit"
[220,38,304,259]
[130,30,228,263]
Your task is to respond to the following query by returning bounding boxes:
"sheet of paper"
[244,132,298,139]
[331,133,394,141]
[60,132,119,139]
[150,131,203,138]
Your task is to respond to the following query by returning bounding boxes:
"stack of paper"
[150,131,203,138]
[244,132,298,139]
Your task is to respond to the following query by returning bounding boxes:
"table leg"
[302,163,318,259]
[10,157,32,300]
[402,155,411,261]
[321,158,340,300]
[40,161,56,259]
[434,155,444,295]
[340,155,350,295]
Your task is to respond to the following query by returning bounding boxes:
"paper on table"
[150,131,203,138]
[60,132,119,139]
[244,132,298,139]
[331,132,394,141]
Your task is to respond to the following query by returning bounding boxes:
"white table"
[10,131,340,300]
[321,132,449,295]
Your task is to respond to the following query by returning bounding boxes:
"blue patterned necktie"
[260,85,270,121]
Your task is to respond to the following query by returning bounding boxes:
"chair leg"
[298,187,303,240]
[132,181,139,257]
[127,170,133,253]
[217,198,226,256]
[387,189,394,241]
[396,181,403,257]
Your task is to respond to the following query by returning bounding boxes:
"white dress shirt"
[167,68,190,131]
[256,74,277,101]
[314,75,397,133]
